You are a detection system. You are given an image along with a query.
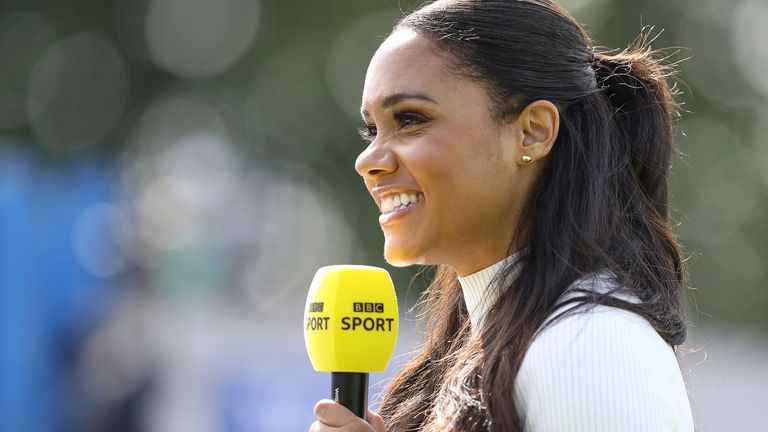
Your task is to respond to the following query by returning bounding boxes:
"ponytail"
[592,39,682,220]
[587,40,688,347]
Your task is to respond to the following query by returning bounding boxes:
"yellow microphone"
[304,265,399,419]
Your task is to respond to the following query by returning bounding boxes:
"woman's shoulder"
[524,270,678,373]
[524,300,676,371]
[513,271,694,431]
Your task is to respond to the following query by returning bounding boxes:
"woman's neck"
[452,242,527,277]
[457,247,527,333]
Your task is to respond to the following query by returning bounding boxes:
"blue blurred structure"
[0,144,119,431]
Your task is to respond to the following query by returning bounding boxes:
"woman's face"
[355,29,530,276]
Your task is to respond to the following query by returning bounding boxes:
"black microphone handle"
[331,372,369,420]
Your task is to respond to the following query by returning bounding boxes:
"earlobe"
[517,100,559,165]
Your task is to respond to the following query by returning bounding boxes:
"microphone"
[304,265,399,420]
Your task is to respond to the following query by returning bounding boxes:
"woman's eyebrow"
[360,91,439,117]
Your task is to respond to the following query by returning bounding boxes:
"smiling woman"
[355,30,553,275]
[310,0,693,431]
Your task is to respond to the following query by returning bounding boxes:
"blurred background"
[0,0,765,430]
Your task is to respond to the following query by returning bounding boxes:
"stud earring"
[521,155,533,165]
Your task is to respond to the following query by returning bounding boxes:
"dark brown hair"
[375,1,688,430]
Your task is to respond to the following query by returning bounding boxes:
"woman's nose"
[355,144,397,180]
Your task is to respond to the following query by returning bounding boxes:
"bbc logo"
[353,302,384,313]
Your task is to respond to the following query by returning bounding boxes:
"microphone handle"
[331,372,369,419]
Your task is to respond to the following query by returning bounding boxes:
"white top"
[458,251,695,431]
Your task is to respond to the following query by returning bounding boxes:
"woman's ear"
[514,100,560,165]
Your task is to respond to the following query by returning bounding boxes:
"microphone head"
[304,265,399,373]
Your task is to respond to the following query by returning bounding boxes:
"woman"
[311,0,694,430]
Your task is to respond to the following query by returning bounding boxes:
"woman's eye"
[356,112,428,143]
[394,111,427,129]
[357,123,377,142]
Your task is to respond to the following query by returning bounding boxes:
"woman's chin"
[383,241,421,267]
[383,251,413,268]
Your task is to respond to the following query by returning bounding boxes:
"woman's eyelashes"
[393,110,428,129]
[357,111,430,143]
[357,123,377,142]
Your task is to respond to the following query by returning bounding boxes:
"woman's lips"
[379,200,422,226]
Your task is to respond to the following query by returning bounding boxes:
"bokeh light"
[325,10,400,120]
[145,0,260,78]
[72,202,130,278]
[26,32,129,152]
[730,0,768,99]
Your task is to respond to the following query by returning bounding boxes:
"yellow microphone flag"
[304,265,399,373]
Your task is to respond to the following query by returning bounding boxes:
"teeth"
[382,199,393,213]
[380,192,422,214]
[399,193,409,205]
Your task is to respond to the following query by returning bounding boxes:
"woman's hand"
[309,399,386,432]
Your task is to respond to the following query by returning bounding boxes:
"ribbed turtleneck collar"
[458,248,527,334]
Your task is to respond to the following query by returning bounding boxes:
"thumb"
[367,408,386,432]
[314,399,362,428]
